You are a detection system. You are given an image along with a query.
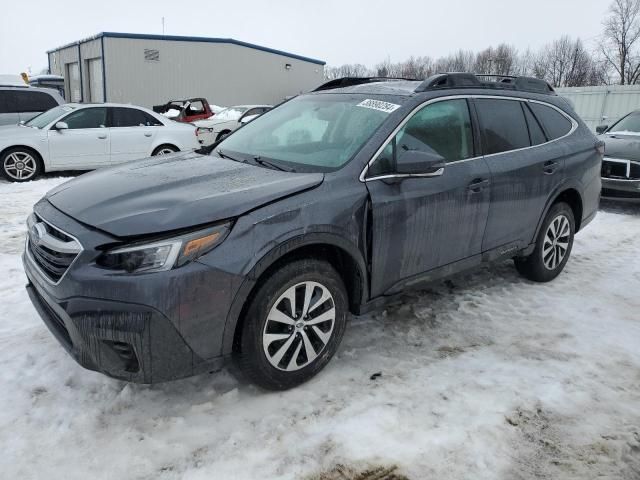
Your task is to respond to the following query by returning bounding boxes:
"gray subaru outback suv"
[23,73,602,390]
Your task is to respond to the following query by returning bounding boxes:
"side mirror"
[54,121,69,131]
[596,124,609,134]
[396,148,445,175]
[19,120,25,125]
[240,114,259,124]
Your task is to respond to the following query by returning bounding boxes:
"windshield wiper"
[252,156,296,172]
[216,149,244,163]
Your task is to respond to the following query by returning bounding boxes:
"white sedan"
[0,103,200,182]
[194,105,271,146]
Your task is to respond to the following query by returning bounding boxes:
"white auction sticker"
[356,99,401,114]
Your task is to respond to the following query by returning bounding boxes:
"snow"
[1,177,640,479]
[162,108,182,119]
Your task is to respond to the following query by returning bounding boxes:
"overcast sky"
[1,0,609,74]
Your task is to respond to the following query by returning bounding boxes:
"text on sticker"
[356,99,401,114]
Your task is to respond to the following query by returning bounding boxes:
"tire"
[216,130,231,142]
[1,147,43,182]
[152,144,179,156]
[514,202,575,282]
[236,258,348,390]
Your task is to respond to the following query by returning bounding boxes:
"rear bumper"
[602,177,640,199]
[25,280,225,383]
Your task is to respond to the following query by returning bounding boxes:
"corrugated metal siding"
[49,46,80,101]
[103,37,324,108]
[557,85,640,131]
[79,39,102,102]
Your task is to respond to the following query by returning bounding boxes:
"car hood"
[45,152,324,237]
[600,133,640,162]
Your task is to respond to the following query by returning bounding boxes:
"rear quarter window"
[528,103,573,140]
[475,98,530,155]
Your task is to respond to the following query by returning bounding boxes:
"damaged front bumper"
[22,200,237,383]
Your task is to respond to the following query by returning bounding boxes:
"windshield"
[217,94,400,172]
[215,107,248,121]
[609,112,640,134]
[25,105,75,129]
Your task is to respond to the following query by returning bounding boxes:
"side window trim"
[361,95,579,182]
[522,101,549,144]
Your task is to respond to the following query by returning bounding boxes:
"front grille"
[602,158,640,180]
[26,214,82,283]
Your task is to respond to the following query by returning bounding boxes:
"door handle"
[543,161,559,174]
[467,178,489,193]
[97,134,107,139]
[144,133,152,137]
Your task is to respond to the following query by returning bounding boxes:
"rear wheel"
[515,202,575,282]
[236,259,348,390]
[152,144,179,156]
[1,147,42,182]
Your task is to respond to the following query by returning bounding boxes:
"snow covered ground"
[1,176,639,480]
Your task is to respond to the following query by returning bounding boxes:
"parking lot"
[0,176,638,479]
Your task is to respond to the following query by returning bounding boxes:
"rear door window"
[111,107,161,127]
[475,98,530,155]
[528,103,572,140]
[14,90,59,112]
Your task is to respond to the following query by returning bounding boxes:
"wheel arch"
[151,143,179,155]
[221,233,369,356]
[534,183,584,242]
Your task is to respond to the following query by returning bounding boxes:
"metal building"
[557,85,640,131]
[47,32,326,108]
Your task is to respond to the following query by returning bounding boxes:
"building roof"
[47,32,326,66]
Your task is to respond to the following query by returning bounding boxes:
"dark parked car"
[23,73,602,390]
[597,111,640,199]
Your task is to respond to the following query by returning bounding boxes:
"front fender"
[220,231,369,356]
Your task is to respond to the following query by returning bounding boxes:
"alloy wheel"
[4,152,36,180]
[542,214,570,270]
[262,281,336,371]
[156,148,176,155]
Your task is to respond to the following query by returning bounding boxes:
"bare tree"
[474,44,518,75]
[324,63,372,80]
[324,37,608,86]
[601,0,640,84]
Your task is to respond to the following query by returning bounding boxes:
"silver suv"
[0,85,65,126]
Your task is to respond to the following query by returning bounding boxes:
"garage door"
[88,58,104,103]
[67,62,81,102]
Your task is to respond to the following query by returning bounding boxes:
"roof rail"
[415,73,556,95]
[313,76,417,92]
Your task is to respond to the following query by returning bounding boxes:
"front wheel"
[1,148,42,182]
[236,259,348,390]
[515,202,575,282]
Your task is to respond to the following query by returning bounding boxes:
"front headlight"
[97,222,231,273]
